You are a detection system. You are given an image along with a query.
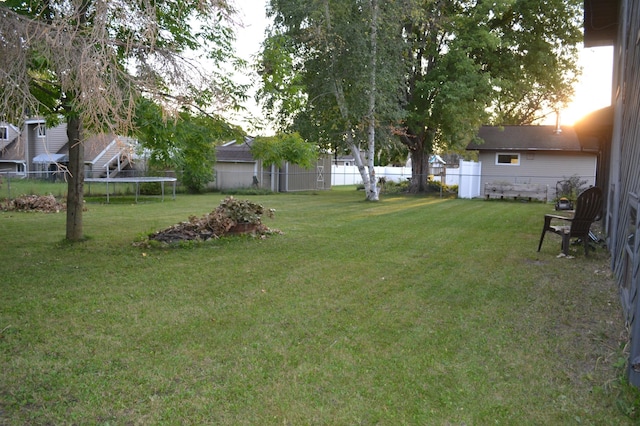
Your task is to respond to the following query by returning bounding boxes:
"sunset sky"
[558,46,613,126]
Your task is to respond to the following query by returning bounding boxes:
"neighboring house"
[0,119,136,179]
[215,138,332,192]
[0,118,68,176]
[583,0,640,386]
[467,125,598,198]
[333,154,355,166]
[331,153,356,166]
[0,122,25,174]
[333,151,364,167]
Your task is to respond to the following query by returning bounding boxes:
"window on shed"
[36,125,46,138]
[0,126,8,140]
[496,153,520,165]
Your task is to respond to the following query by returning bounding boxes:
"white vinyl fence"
[331,165,412,186]
[457,160,482,199]
[331,160,482,199]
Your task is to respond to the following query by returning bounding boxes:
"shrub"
[381,179,410,194]
[426,178,445,193]
[221,187,274,196]
[555,175,588,201]
[139,182,161,195]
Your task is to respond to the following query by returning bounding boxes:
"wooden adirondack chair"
[537,186,603,256]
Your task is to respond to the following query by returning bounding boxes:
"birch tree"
[0,0,242,240]
[259,0,406,201]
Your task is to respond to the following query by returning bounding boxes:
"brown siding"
[214,156,332,192]
[32,124,67,157]
[47,125,68,154]
[609,0,640,313]
[279,156,332,192]
[601,0,640,387]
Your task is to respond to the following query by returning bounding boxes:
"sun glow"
[556,46,614,126]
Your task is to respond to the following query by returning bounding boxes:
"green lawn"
[1,187,637,424]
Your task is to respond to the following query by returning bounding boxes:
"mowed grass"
[0,187,636,424]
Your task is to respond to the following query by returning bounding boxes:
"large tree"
[399,0,582,192]
[258,0,582,193]
[259,0,407,201]
[0,0,242,240]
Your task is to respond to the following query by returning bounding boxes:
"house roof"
[0,123,21,153]
[584,0,618,47]
[0,139,25,162]
[216,138,256,163]
[467,125,590,153]
[573,106,613,151]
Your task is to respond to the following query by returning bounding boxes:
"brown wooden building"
[581,0,640,386]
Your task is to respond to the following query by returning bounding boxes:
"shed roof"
[216,138,256,163]
[467,125,589,153]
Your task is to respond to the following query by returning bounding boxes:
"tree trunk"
[323,0,378,201]
[347,139,372,196]
[66,115,84,241]
[409,143,429,193]
[364,0,379,202]
[401,127,433,193]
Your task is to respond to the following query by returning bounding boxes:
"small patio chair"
[537,186,603,256]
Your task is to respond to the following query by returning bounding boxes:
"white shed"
[467,125,598,199]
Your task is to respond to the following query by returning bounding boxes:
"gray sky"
[230,0,270,134]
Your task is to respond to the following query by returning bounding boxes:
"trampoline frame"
[85,177,177,203]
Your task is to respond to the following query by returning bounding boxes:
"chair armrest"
[543,213,572,229]
[544,213,572,222]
